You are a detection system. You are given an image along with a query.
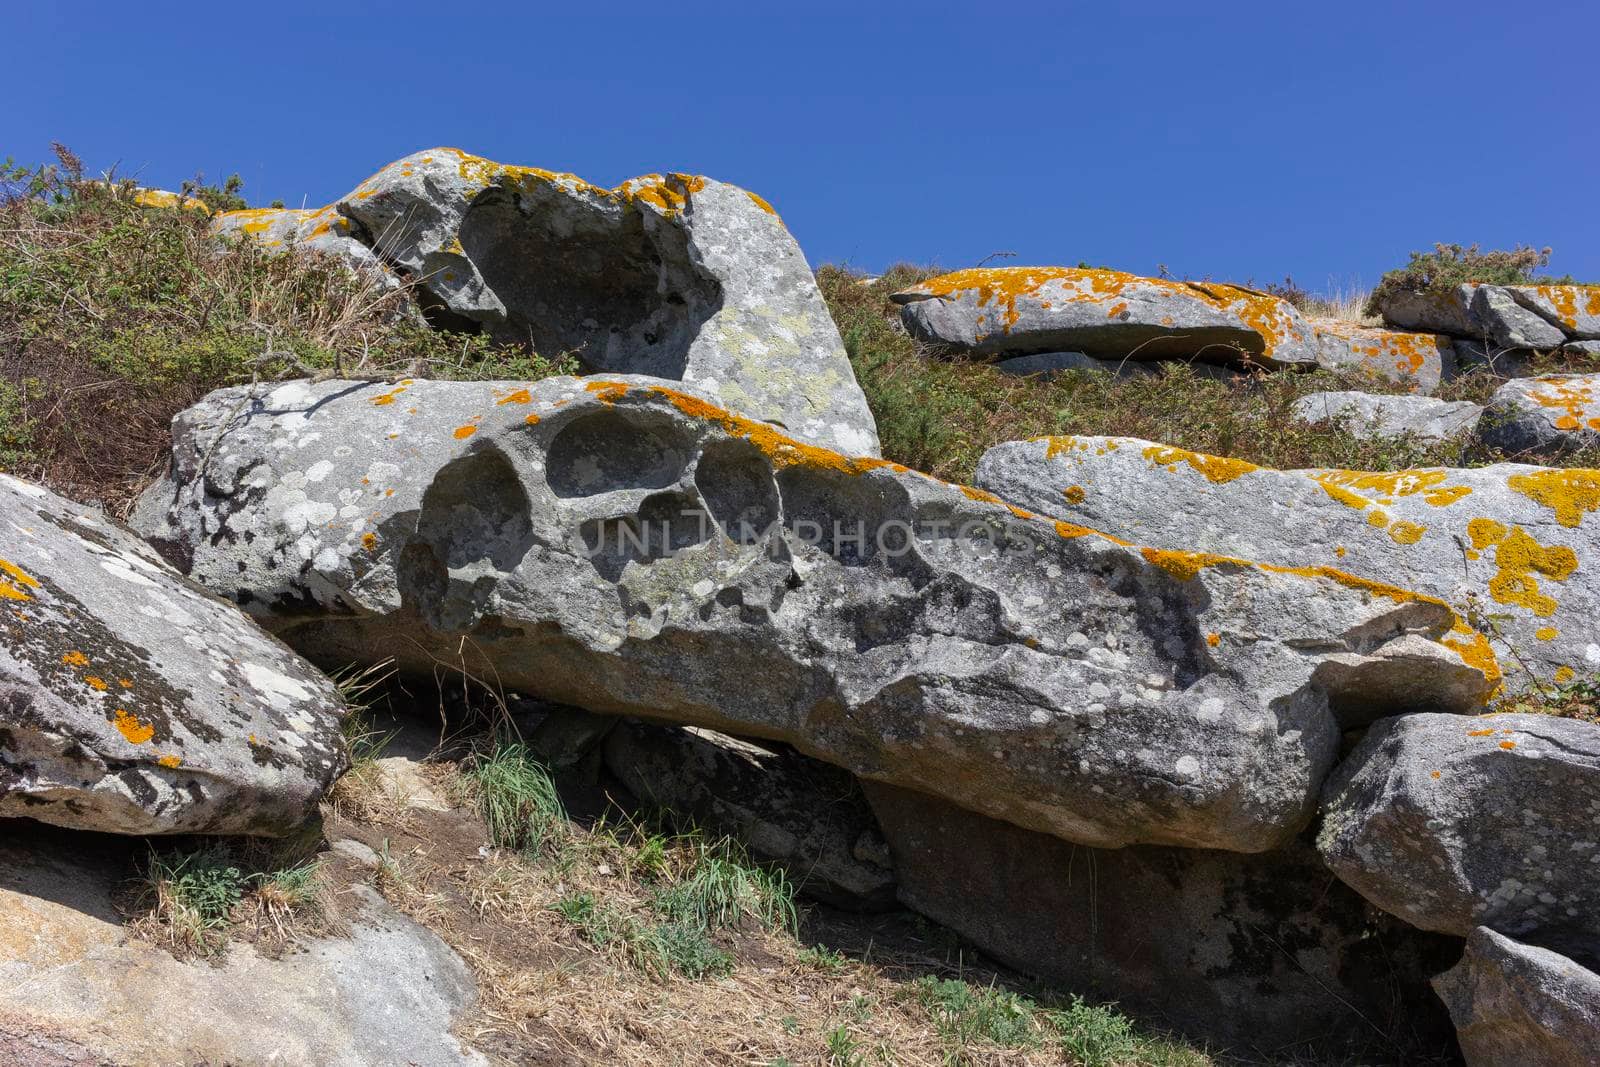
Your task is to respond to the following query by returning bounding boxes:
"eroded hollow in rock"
[694,439,780,543]
[546,409,693,498]
[458,185,722,378]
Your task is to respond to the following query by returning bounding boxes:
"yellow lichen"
[1063,485,1086,504]
[157,755,183,769]
[112,708,155,745]
[61,650,89,667]
[453,424,478,440]
[1536,627,1559,641]
[0,558,40,602]
[1142,445,1259,484]
[1468,521,1578,617]
[1506,468,1600,528]
[1556,666,1576,683]
[1388,520,1425,544]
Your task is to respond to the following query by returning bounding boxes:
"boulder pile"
[3,149,1598,1062]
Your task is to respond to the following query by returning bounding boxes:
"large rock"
[133,376,1496,852]
[604,721,895,908]
[1,474,346,836]
[212,205,395,286]
[975,436,1599,695]
[891,267,1320,367]
[1311,319,1454,392]
[1476,373,1600,459]
[0,822,484,1067]
[1317,712,1600,958]
[865,782,1459,1058]
[1290,390,1483,443]
[213,148,878,456]
[1433,926,1600,1067]
[1378,282,1600,349]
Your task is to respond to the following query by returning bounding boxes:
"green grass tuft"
[467,742,566,853]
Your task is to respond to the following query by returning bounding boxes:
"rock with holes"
[0,474,346,835]
[133,376,1497,852]
[1290,391,1483,443]
[1317,712,1600,954]
[975,436,1600,698]
[211,148,878,456]
[1433,926,1600,1067]
[1476,373,1600,460]
[890,267,1320,367]
[604,721,896,908]
[864,781,1459,1057]
[1311,320,1454,392]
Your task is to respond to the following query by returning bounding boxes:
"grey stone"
[865,782,1459,1058]
[1473,286,1570,350]
[1290,390,1482,443]
[1453,337,1536,377]
[214,148,878,456]
[1477,373,1600,459]
[133,376,1496,852]
[0,823,484,1067]
[0,473,346,836]
[891,267,1320,367]
[974,435,1597,696]
[1433,926,1600,1067]
[1317,712,1600,957]
[1311,320,1454,392]
[1377,286,1481,336]
[605,721,895,908]
[993,351,1152,378]
[1564,339,1600,356]
[1508,285,1600,340]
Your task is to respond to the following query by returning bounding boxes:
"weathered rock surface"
[865,782,1459,1058]
[134,376,1495,852]
[1433,926,1600,1067]
[213,148,878,455]
[1291,390,1482,443]
[1311,319,1454,392]
[891,267,1320,367]
[1317,712,1600,957]
[212,204,393,285]
[0,822,484,1067]
[1,474,346,835]
[605,722,895,907]
[1477,373,1600,459]
[1378,282,1600,350]
[975,436,1596,695]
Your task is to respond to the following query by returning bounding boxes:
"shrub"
[1364,242,1568,316]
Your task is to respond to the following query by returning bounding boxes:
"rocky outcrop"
[1310,320,1454,392]
[1317,712,1600,957]
[891,267,1320,367]
[212,148,878,456]
[133,377,1496,852]
[212,205,395,287]
[864,782,1459,1058]
[1476,373,1600,460]
[1433,927,1600,1067]
[1,474,346,836]
[604,722,895,907]
[0,823,484,1066]
[1378,282,1600,352]
[1290,390,1482,443]
[975,436,1597,695]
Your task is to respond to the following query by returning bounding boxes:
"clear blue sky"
[13,2,1598,292]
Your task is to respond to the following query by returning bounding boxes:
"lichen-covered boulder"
[890,267,1320,367]
[975,436,1599,696]
[604,722,895,908]
[864,782,1459,1057]
[1433,927,1600,1067]
[1476,373,1600,460]
[0,474,346,835]
[1317,712,1600,954]
[133,376,1496,851]
[1290,391,1482,443]
[1378,285,1482,336]
[1311,320,1454,392]
[211,205,393,285]
[212,148,878,456]
[1378,282,1600,351]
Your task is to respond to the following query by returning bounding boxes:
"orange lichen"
[1314,320,1441,382]
[1206,632,1221,647]
[361,532,378,552]
[645,386,900,478]
[0,558,40,602]
[453,424,478,440]
[586,381,630,405]
[372,385,408,407]
[1556,666,1576,684]
[1430,770,1442,779]
[1063,485,1086,504]
[61,650,89,667]
[1523,376,1596,434]
[496,388,532,405]
[1499,740,1518,750]
[1536,627,1559,641]
[1142,445,1259,484]
[1313,469,1471,511]
[960,486,1005,505]
[112,708,155,745]
[157,755,183,768]
[1141,548,1241,581]
[132,188,211,214]
[744,190,778,216]
[1507,468,1600,528]
[1467,522,1578,617]
[524,413,541,426]
[84,676,108,691]
[1388,521,1426,544]
[1442,623,1502,697]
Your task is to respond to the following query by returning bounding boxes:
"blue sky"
[13,2,1598,291]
